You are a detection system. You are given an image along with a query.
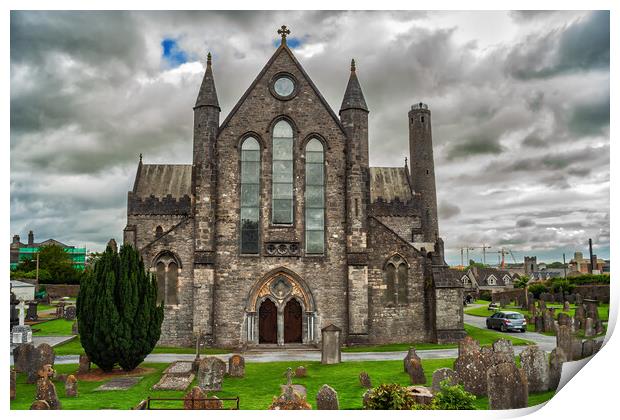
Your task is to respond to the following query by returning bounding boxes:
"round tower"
[409,102,438,242]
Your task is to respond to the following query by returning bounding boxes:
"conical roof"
[339,59,368,114]
[194,52,220,109]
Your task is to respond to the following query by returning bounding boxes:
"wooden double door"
[258,299,302,344]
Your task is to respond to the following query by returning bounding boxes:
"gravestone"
[64,306,77,320]
[519,346,549,392]
[431,367,458,393]
[582,340,595,358]
[14,343,56,384]
[184,386,206,410]
[197,357,226,391]
[316,384,339,410]
[65,374,78,397]
[534,316,543,332]
[94,376,143,391]
[556,325,574,361]
[492,339,514,365]
[407,357,426,385]
[406,386,434,406]
[548,347,567,391]
[574,304,586,324]
[11,369,16,400]
[30,400,50,410]
[153,360,195,390]
[584,318,595,337]
[280,384,307,399]
[321,324,341,365]
[595,320,604,335]
[26,301,38,321]
[557,312,572,327]
[56,373,67,383]
[453,336,488,396]
[486,362,528,410]
[403,347,419,372]
[528,302,536,317]
[35,364,61,409]
[228,355,245,378]
[204,395,224,410]
[593,340,603,354]
[11,301,33,345]
[294,366,307,378]
[575,293,583,305]
[78,354,90,374]
[359,371,372,388]
[571,337,583,360]
[584,299,599,323]
[269,384,312,410]
[543,310,555,332]
[563,301,570,312]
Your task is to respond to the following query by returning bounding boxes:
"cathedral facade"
[123,28,465,348]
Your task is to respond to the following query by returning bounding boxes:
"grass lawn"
[32,319,74,336]
[465,303,609,322]
[10,359,555,410]
[52,336,230,356]
[36,304,56,312]
[342,323,532,353]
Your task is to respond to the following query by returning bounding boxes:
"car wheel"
[486,321,491,329]
[500,324,506,332]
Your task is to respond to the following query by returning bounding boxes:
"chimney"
[588,238,594,274]
[12,234,20,245]
[28,230,34,246]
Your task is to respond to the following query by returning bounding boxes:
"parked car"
[488,302,500,311]
[486,311,527,332]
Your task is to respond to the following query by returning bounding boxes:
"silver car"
[486,311,527,332]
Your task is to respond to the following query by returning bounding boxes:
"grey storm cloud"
[10,10,610,263]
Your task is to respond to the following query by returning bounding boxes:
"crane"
[460,244,492,266]
[494,247,517,268]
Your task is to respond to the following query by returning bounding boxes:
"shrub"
[363,383,420,410]
[528,284,548,299]
[478,291,492,302]
[549,278,575,294]
[431,380,476,410]
[76,242,164,372]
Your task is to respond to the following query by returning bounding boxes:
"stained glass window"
[272,121,294,224]
[241,137,260,253]
[384,255,408,304]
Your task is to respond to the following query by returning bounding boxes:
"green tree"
[76,242,164,372]
[514,275,530,289]
[431,380,477,410]
[528,283,548,299]
[14,244,81,284]
[363,383,421,410]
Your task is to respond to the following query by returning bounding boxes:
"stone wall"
[44,285,80,298]
[574,285,609,303]
[366,217,430,344]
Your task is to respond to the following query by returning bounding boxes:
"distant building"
[452,266,519,301]
[524,256,537,275]
[568,251,606,274]
[10,231,86,270]
[10,280,35,301]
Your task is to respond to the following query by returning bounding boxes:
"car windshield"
[505,313,524,319]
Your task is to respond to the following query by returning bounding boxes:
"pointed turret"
[194,52,220,110]
[339,59,368,114]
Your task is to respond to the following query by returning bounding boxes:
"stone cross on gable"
[17,300,26,326]
[277,25,291,44]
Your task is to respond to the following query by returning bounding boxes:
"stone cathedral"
[123,27,465,348]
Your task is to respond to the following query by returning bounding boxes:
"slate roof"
[474,267,514,287]
[133,164,192,199]
[195,55,220,109]
[369,167,413,203]
[340,61,368,113]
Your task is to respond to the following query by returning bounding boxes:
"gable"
[218,44,346,138]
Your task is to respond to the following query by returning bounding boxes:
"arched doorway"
[284,299,302,343]
[259,299,277,344]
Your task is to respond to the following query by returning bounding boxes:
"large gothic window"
[154,252,179,305]
[240,137,260,254]
[272,121,294,224]
[384,255,408,305]
[305,138,325,254]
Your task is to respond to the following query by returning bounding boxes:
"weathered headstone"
[582,339,595,358]
[78,354,90,374]
[571,337,583,360]
[321,324,341,365]
[152,373,195,391]
[574,304,586,324]
[548,347,567,391]
[10,369,16,400]
[204,394,224,410]
[519,346,549,393]
[64,306,77,320]
[228,354,245,378]
[407,357,426,385]
[30,400,50,410]
[492,339,515,365]
[431,367,458,393]
[486,362,528,410]
[543,310,555,332]
[26,301,38,321]
[403,347,418,372]
[35,364,61,409]
[94,376,143,391]
[584,318,595,337]
[595,320,604,335]
[65,374,78,397]
[563,301,570,312]
[294,366,307,378]
[556,325,574,361]
[14,343,56,384]
[557,312,572,327]
[359,371,372,388]
[584,299,600,323]
[269,384,312,410]
[406,386,434,406]
[535,316,543,332]
[575,293,583,305]
[316,384,339,410]
[453,336,488,396]
[184,386,206,410]
[197,357,226,391]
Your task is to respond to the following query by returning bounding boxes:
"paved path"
[10,335,74,353]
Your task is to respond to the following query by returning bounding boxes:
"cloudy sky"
[10,10,610,266]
